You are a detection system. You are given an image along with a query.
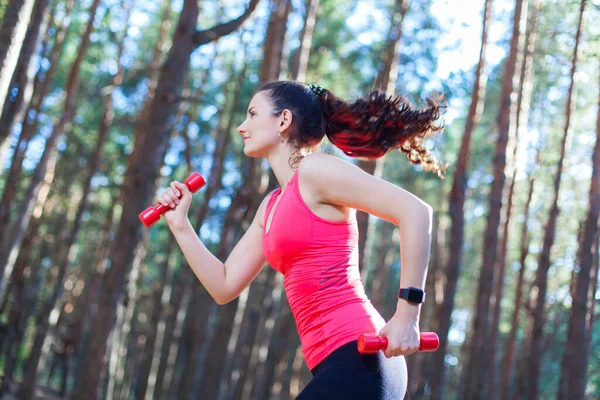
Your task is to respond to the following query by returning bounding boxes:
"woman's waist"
[293,295,385,338]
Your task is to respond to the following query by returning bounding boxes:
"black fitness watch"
[398,287,425,304]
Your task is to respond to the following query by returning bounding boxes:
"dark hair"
[256,80,447,178]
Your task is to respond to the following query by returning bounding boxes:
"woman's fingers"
[158,181,187,208]
[167,187,179,204]
[170,181,182,198]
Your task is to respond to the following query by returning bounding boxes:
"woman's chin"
[243,146,261,158]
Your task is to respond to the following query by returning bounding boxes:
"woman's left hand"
[377,307,421,358]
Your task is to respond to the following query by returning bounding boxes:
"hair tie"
[308,83,325,97]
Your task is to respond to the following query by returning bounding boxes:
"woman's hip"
[300,340,407,400]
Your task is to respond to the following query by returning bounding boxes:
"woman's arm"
[299,153,432,308]
[170,193,272,305]
[300,153,432,356]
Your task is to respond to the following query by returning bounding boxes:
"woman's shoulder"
[297,153,360,205]
[298,153,355,176]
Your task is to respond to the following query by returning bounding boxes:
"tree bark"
[358,0,408,275]
[0,0,51,153]
[461,0,528,397]
[255,4,322,396]
[0,0,36,119]
[136,234,177,400]
[429,1,494,398]
[0,0,99,297]
[557,5,593,397]
[150,272,190,400]
[486,0,540,391]
[178,55,247,400]
[109,235,149,400]
[499,160,537,400]
[290,0,320,83]
[528,2,585,398]
[0,192,60,395]
[117,5,174,398]
[200,2,293,398]
[75,1,259,397]
[0,0,75,284]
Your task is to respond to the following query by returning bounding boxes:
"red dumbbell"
[357,332,440,354]
[138,172,206,227]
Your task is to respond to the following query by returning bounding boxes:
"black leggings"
[296,340,407,400]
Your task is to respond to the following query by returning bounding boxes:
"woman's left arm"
[301,154,432,357]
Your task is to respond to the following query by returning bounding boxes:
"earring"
[278,132,285,144]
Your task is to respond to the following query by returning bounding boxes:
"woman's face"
[237,91,291,158]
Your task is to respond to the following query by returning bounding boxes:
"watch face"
[406,288,424,303]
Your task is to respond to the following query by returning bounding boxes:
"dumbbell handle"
[138,172,206,227]
[357,332,440,354]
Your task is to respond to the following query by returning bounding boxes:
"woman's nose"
[237,123,246,135]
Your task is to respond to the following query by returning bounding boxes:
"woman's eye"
[250,112,256,117]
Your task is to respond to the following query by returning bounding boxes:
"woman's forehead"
[249,91,269,108]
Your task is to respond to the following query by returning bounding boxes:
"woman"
[157,81,445,399]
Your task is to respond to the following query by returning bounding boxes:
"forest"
[0,0,599,398]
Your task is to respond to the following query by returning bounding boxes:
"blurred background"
[0,0,599,398]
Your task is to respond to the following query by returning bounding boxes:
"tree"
[557,5,594,399]
[429,0,494,397]
[0,0,36,125]
[75,1,260,397]
[461,0,528,397]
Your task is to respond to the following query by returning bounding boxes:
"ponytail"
[319,89,447,178]
[257,81,448,178]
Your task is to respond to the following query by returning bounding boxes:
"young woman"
[157,81,445,399]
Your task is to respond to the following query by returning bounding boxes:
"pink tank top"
[262,169,386,370]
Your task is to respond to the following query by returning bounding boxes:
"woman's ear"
[279,109,293,131]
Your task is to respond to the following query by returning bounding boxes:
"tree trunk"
[0,0,75,285]
[168,48,243,400]
[259,0,293,83]
[528,2,585,398]
[224,267,278,400]
[290,0,320,83]
[366,221,397,312]
[136,234,177,400]
[0,0,100,296]
[557,6,593,397]
[251,280,292,400]
[200,2,293,398]
[150,272,190,400]
[358,0,408,276]
[409,190,445,397]
[0,198,57,396]
[15,174,85,399]
[0,0,36,118]
[499,160,537,400]
[486,0,540,389]
[461,0,527,397]
[110,236,149,400]
[429,1,493,398]
[75,1,259,397]
[69,194,118,396]
[0,0,51,152]
[496,4,540,398]
[251,4,322,397]
[116,6,174,398]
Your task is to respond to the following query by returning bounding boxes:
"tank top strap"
[264,188,281,229]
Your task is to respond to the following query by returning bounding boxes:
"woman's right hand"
[157,180,192,230]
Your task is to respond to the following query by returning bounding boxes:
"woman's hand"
[157,180,192,230]
[377,303,421,358]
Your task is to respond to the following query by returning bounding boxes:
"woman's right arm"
[170,193,271,305]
